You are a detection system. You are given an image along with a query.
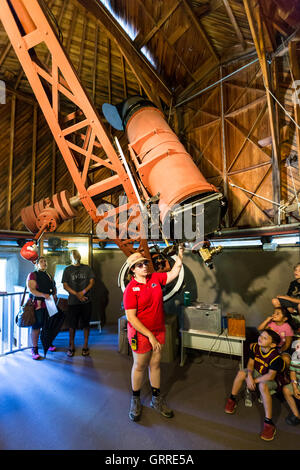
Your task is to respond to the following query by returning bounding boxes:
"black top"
[287,279,300,299]
[29,270,56,301]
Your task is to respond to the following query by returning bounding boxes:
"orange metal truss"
[0,0,151,258]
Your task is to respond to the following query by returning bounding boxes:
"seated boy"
[225,328,285,442]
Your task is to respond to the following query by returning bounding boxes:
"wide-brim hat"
[126,252,149,271]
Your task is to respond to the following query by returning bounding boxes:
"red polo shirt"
[123,272,167,331]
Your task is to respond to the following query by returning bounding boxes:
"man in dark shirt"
[62,250,95,357]
[272,263,300,331]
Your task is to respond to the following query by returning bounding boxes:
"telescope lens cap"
[102,103,124,131]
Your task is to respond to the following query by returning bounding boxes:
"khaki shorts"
[244,368,278,392]
[284,382,300,394]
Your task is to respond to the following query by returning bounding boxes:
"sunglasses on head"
[134,260,149,269]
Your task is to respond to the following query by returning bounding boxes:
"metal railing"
[0,292,31,356]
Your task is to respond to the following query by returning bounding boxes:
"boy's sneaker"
[129,396,142,422]
[225,398,237,414]
[150,395,174,418]
[31,347,41,360]
[285,414,300,426]
[48,345,56,352]
[260,422,276,441]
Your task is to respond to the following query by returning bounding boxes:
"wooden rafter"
[183,86,220,133]
[226,117,272,162]
[231,165,273,225]
[222,0,247,50]
[228,161,271,176]
[225,63,262,115]
[182,0,219,63]
[227,102,269,173]
[120,53,127,99]
[226,95,267,118]
[7,95,16,229]
[243,0,281,218]
[288,40,300,176]
[77,10,88,76]
[107,37,111,105]
[134,0,181,50]
[185,126,223,177]
[220,65,229,226]
[0,41,12,67]
[134,0,197,85]
[233,185,274,223]
[31,103,38,205]
[92,24,98,102]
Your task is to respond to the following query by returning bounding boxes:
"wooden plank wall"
[175,52,300,229]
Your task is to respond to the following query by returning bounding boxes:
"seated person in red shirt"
[123,245,184,422]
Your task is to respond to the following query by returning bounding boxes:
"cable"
[206,331,238,370]
[175,58,259,108]
[265,86,300,131]
[40,0,64,44]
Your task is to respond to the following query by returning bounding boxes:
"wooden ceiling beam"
[227,102,269,173]
[182,0,219,63]
[76,0,172,107]
[234,184,274,223]
[222,0,247,50]
[7,94,16,230]
[0,41,12,67]
[225,80,265,94]
[288,40,300,176]
[175,56,219,104]
[243,0,281,214]
[231,165,272,226]
[226,117,272,162]
[259,0,277,52]
[272,17,293,37]
[225,94,267,118]
[77,10,88,76]
[183,85,220,133]
[92,24,99,102]
[134,0,181,50]
[225,64,262,114]
[6,85,36,104]
[134,0,196,86]
[120,53,127,99]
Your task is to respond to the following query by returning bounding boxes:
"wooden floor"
[0,325,299,451]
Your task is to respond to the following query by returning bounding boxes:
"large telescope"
[102,95,227,243]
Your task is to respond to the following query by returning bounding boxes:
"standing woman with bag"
[27,256,56,360]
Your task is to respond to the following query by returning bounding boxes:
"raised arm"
[257,316,273,331]
[166,244,184,285]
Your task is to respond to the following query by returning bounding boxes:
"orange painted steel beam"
[1,0,149,258]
